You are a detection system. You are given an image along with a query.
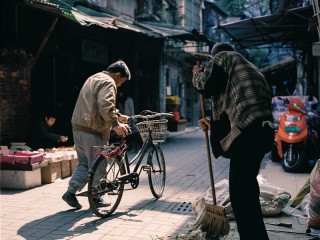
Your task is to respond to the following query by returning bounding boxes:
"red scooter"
[271,96,319,172]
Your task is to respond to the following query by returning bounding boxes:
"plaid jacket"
[193,51,273,156]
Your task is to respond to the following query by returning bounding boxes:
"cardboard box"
[41,162,62,183]
[61,160,71,178]
[1,169,41,189]
[70,158,78,174]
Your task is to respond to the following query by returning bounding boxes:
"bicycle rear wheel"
[88,155,125,218]
[147,144,166,198]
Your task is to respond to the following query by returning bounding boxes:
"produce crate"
[1,168,41,189]
[61,160,71,178]
[70,158,78,174]
[41,162,62,183]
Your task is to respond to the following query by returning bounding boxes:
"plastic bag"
[189,175,291,229]
[300,193,310,217]
[258,175,291,216]
[308,160,320,228]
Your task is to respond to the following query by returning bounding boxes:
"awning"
[260,57,295,74]
[25,0,211,43]
[214,5,318,49]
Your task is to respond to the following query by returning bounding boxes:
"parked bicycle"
[76,110,173,218]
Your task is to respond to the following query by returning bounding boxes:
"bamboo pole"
[30,17,59,69]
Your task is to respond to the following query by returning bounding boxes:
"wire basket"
[136,119,168,143]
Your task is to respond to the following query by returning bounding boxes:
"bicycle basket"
[136,119,168,143]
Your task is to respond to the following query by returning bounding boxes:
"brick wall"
[0,49,32,145]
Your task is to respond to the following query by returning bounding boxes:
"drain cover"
[171,201,193,214]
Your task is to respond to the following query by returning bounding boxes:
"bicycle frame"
[123,129,154,175]
[87,122,157,184]
[80,111,171,218]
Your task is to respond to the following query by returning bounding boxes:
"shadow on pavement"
[16,208,139,239]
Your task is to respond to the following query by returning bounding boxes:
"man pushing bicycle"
[62,60,131,210]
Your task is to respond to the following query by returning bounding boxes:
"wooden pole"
[200,94,217,205]
[197,60,217,204]
[30,17,59,69]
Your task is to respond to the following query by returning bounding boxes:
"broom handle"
[200,94,217,205]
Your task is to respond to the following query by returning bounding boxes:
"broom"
[199,91,230,237]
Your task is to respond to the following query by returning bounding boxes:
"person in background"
[62,60,131,210]
[26,112,68,150]
[117,90,135,116]
[124,91,143,152]
[123,91,135,116]
[117,90,142,152]
[192,42,274,240]
[116,91,125,114]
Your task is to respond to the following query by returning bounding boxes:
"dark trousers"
[228,120,274,240]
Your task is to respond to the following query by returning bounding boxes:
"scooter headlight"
[286,115,300,122]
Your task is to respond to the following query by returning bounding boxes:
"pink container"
[0,152,44,165]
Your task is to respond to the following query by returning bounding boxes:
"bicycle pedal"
[76,192,88,197]
[141,164,151,171]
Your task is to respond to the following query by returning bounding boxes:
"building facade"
[1,0,211,145]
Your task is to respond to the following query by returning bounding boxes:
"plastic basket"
[136,119,168,143]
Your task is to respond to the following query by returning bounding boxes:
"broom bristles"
[200,204,230,237]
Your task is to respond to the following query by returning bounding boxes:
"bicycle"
[76,110,173,218]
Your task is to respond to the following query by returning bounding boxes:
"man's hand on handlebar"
[113,123,130,137]
[118,114,130,123]
[198,118,211,131]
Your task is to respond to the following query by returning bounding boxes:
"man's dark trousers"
[228,120,274,240]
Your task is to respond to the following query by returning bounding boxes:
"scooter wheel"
[281,145,306,173]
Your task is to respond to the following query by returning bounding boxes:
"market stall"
[0,145,78,189]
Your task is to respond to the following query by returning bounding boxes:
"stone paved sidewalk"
[0,127,312,240]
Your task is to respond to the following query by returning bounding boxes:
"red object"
[275,97,308,158]
[0,152,44,165]
[173,111,180,121]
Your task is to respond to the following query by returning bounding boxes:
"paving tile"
[0,127,312,240]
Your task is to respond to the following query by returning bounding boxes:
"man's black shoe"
[62,192,82,209]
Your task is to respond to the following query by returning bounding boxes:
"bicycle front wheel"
[88,155,125,218]
[147,144,166,198]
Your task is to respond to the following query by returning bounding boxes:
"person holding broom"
[192,42,274,240]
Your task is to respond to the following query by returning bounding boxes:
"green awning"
[24,0,211,43]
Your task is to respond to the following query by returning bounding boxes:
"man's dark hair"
[211,42,235,57]
[107,59,131,80]
[43,110,57,119]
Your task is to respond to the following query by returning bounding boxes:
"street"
[1,127,311,240]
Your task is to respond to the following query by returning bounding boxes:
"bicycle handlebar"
[130,111,173,121]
